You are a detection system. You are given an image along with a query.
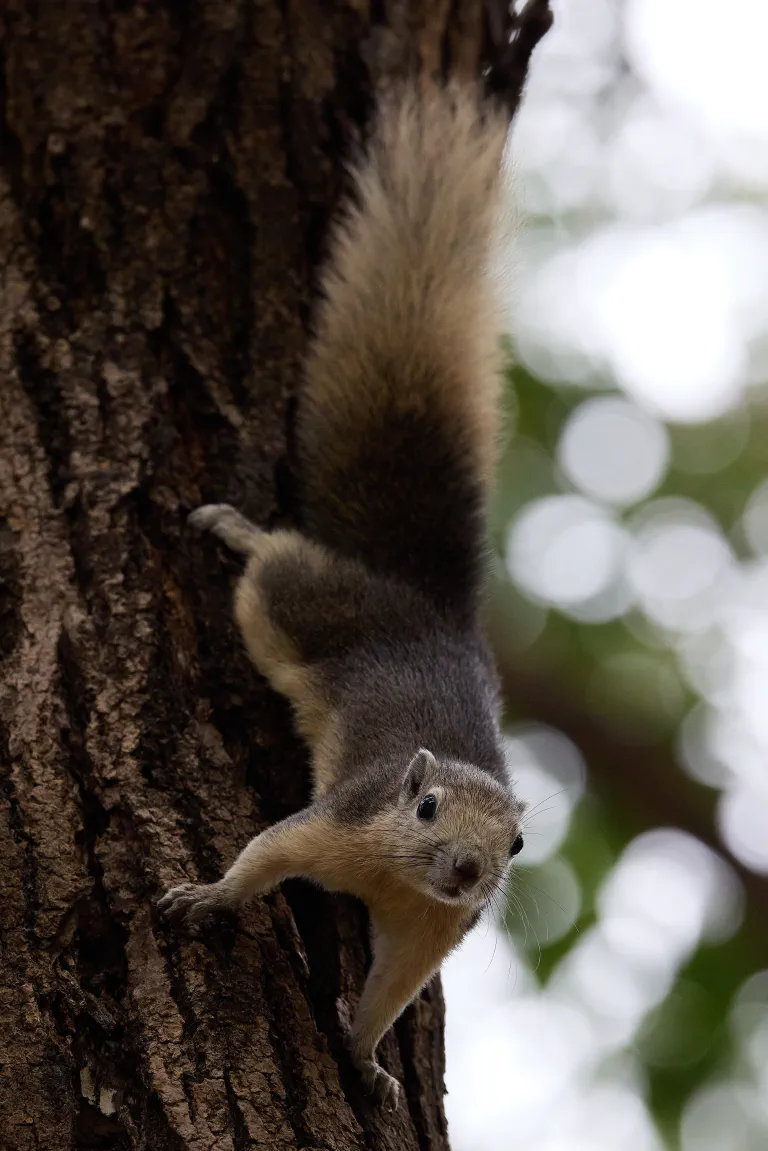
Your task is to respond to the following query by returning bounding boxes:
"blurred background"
[443,1,768,1148]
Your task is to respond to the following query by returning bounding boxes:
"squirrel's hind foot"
[188,503,264,556]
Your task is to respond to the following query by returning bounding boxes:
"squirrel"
[158,81,525,1110]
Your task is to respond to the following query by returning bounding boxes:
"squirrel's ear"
[402,748,437,799]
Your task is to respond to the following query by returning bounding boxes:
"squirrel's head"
[389,747,524,908]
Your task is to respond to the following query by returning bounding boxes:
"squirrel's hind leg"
[190,503,337,779]
[190,506,331,752]
[189,503,265,555]
[190,508,371,795]
[227,528,344,797]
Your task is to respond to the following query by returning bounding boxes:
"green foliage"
[491,362,768,1148]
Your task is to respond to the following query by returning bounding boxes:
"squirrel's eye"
[510,835,524,858]
[417,794,438,821]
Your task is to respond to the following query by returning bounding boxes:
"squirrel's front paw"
[357,1058,401,1110]
[156,881,230,926]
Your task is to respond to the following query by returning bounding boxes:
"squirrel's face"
[393,748,524,908]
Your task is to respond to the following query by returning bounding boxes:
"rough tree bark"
[0,3,550,1148]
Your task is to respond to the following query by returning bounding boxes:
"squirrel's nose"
[452,852,483,886]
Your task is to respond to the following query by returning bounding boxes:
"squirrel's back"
[297,84,511,616]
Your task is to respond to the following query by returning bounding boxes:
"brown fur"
[301,84,508,488]
[297,83,511,614]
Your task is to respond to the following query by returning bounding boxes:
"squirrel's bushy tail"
[297,84,512,616]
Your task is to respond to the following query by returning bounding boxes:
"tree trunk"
[0,3,549,1147]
